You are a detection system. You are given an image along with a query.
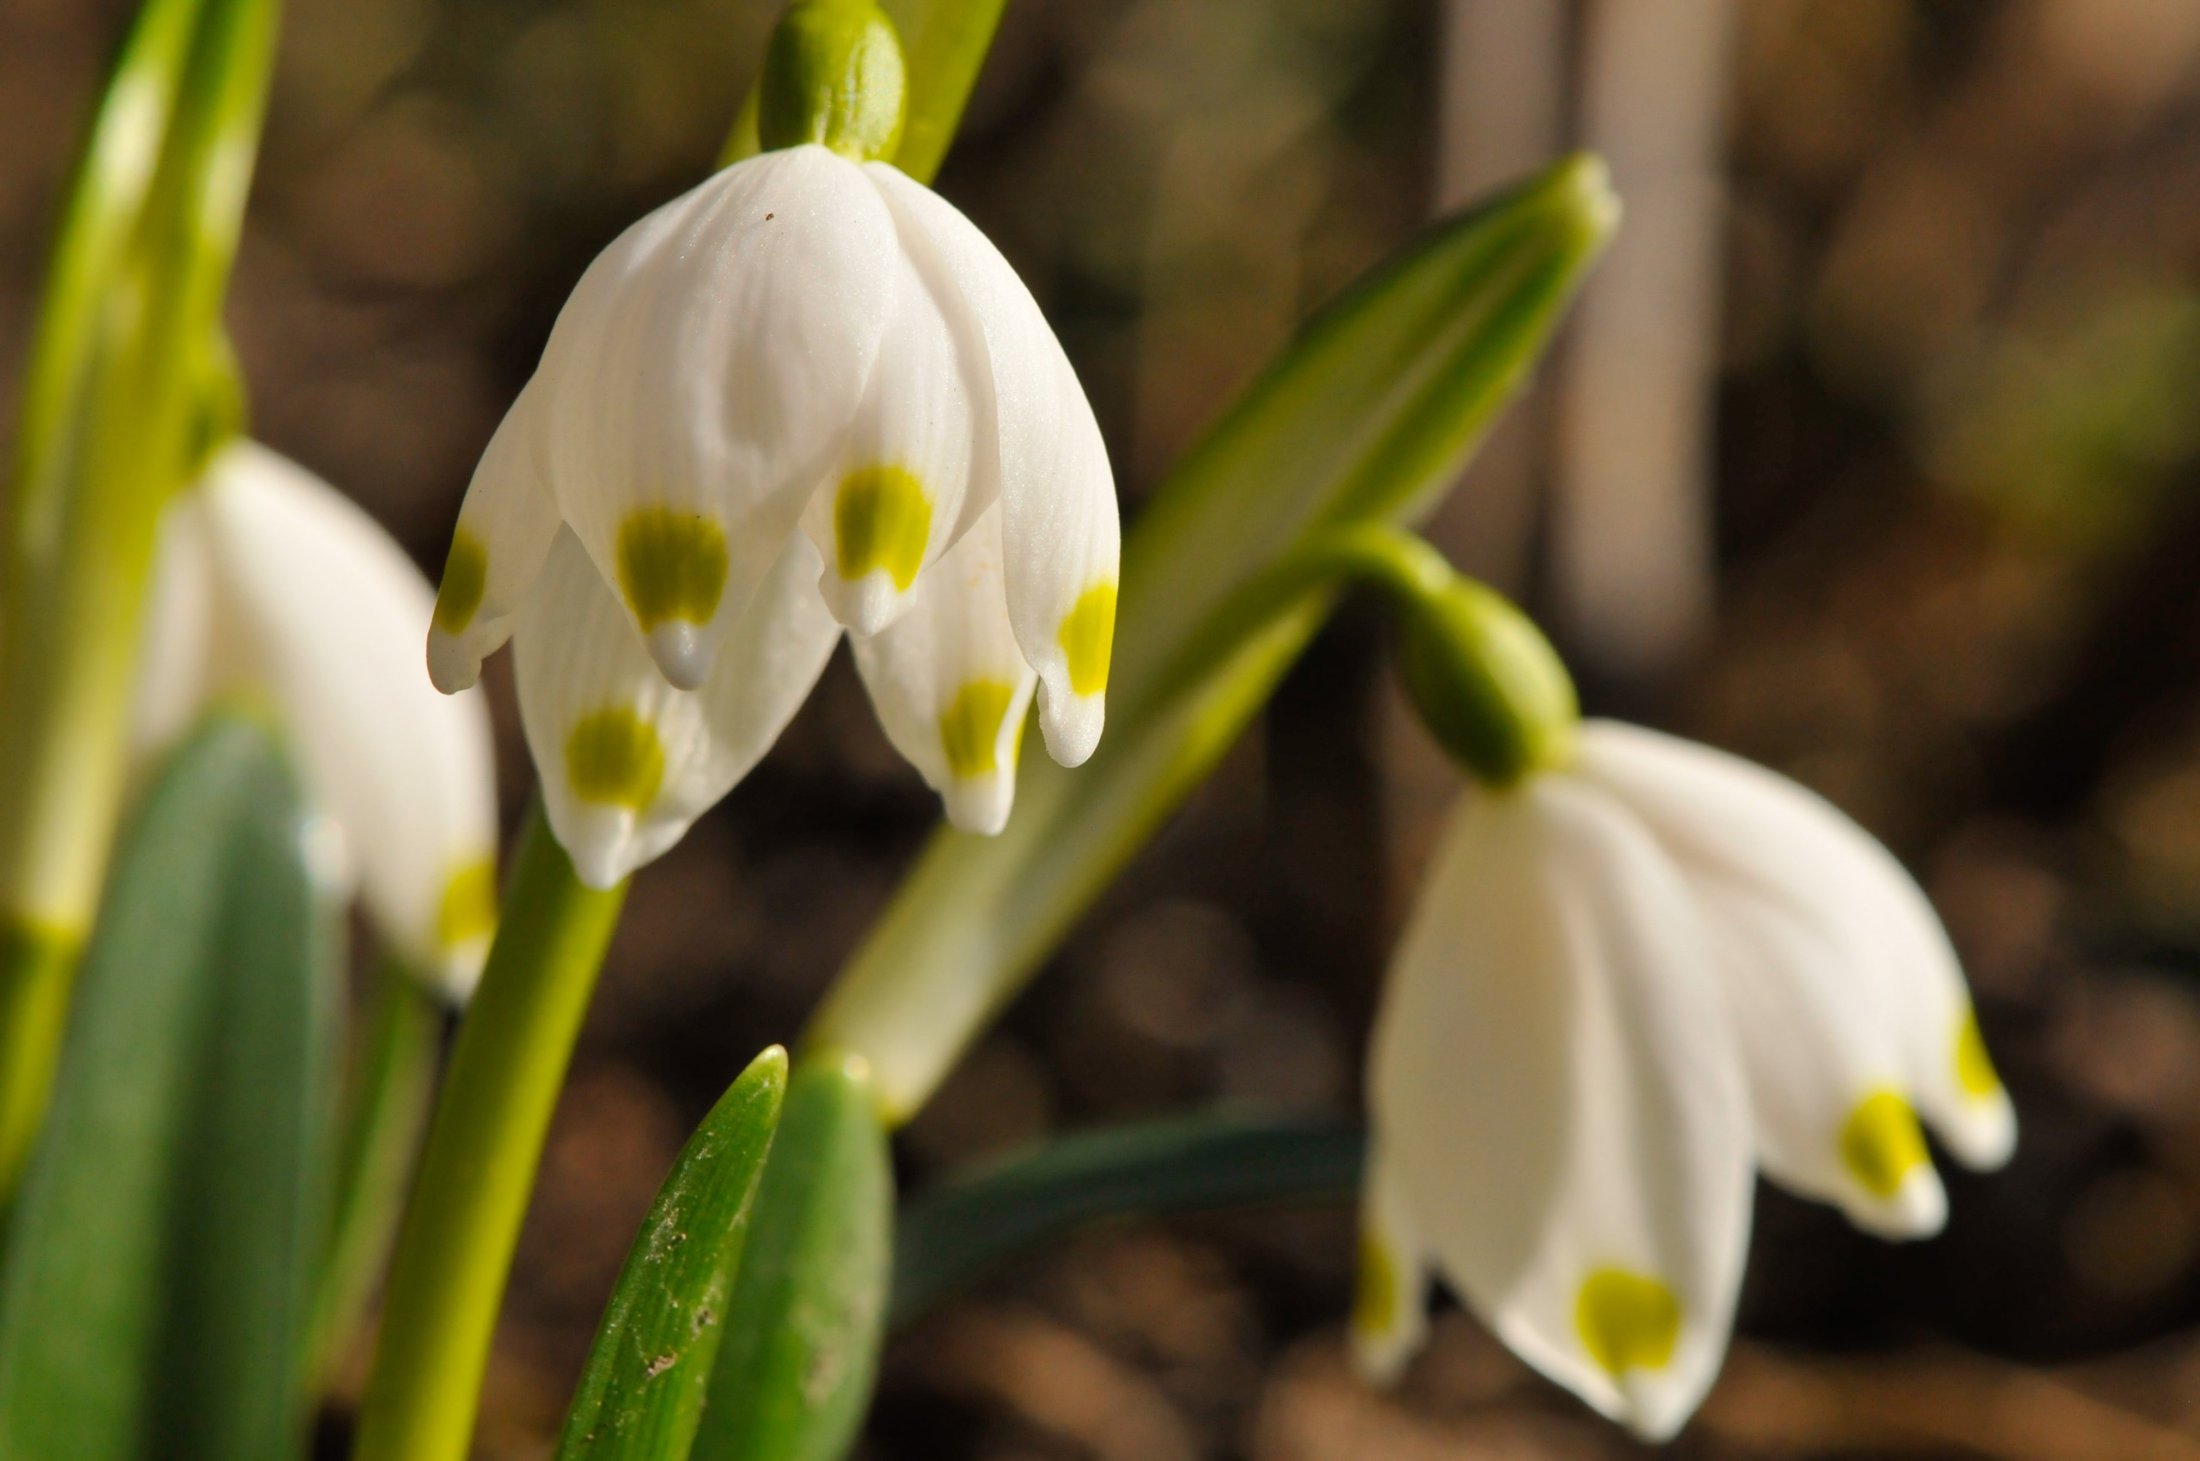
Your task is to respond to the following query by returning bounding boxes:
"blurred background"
[7,0,2200,1455]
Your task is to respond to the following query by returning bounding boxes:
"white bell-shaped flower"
[1353,720,2015,1440]
[425,145,1118,885]
[140,442,502,1001]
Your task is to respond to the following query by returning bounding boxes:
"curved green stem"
[353,807,626,1461]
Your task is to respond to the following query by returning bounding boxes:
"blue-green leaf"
[557,1046,788,1461]
[894,1114,1365,1326]
[0,712,339,1461]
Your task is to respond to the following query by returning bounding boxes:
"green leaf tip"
[690,1056,891,1461]
[556,1044,789,1461]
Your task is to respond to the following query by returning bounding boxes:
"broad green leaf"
[894,1114,1365,1326]
[691,1058,890,1461]
[0,712,338,1461]
[720,0,1005,184]
[808,156,1619,1117]
[558,1046,789,1461]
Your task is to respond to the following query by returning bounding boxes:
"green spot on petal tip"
[834,465,931,591]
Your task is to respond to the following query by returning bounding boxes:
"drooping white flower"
[140,441,502,1000]
[1353,720,2015,1440]
[424,144,1119,885]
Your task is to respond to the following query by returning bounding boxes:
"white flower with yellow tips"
[1352,720,2015,1440]
[426,142,1118,888]
[138,442,501,1000]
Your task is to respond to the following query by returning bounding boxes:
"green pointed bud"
[1395,577,1578,787]
[758,0,906,162]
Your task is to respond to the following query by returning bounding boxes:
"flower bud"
[758,0,906,162]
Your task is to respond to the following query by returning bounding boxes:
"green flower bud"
[1395,577,1578,786]
[758,0,907,163]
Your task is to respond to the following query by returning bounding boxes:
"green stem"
[0,920,80,1215]
[352,807,625,1461]
[308,956,446,1384]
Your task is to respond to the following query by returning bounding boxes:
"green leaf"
[807,156,1619,1118]
[557,1046,789,1461]
[690,1058,891,1461]
[721,0,1005,184]
[894,1114,1365,1327]
[0,712,339,1461]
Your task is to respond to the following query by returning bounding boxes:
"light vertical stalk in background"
[1551,0,1737,682]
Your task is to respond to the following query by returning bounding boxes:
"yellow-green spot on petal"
[939,679,1018,780]
[834,465,931,590]
[1352,1234,1400,1339]
[1954,1007,2003,1100]
[434,855,499,950]
[1058,581,1116,697]
[1840,1087,1930,1198]
[1575,1268,1682,1380]
[433,530,487,635]
[565,705,665,811]
[618,508,729,631]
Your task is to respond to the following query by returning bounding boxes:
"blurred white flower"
[424,143,1119,886]
[1352,720,2015,1440]
[140,441,501,1000]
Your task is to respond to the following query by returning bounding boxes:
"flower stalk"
[352,807,624,1461]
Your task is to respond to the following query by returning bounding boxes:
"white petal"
[848,505,1034,835]
[1350,1145,1430,1384]
[863,163,1119,767]
[531,145,896,690]
[516,528,838,889]
[799,205,981,637]
[1690,880,1947,1238]
[1370,783,1753,1442]
[426,382,561,694]
[133,492,219,761]
[1574,721,2016,1172]
[198,443,502,1000]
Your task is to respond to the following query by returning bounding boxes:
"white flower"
[139,442,501,1000]
[1353,720,2015,1440]
[424,144,1119,886]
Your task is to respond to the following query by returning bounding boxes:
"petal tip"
[1946,1094,2018,1173]
[1844,1167,1949,1242]
[1037,681,1103,768]
[645,622,712,691]
[427,631,484,694]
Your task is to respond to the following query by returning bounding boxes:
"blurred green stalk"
[353,808,625,1461]
[0,0,278,1201]
[308,956,446,1385]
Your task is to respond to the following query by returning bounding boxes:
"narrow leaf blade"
[557,1045,789,1461]
[0,712,338,1461]
[691,1058,891,1461]
[894,1114,1365,1327]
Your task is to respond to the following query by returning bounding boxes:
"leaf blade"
[557,1046,788,1461]
[0,711,338,1461]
